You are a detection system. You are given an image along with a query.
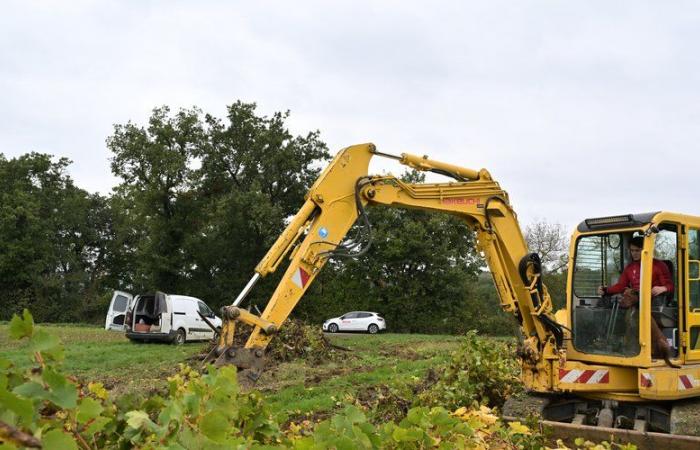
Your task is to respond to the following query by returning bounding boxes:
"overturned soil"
[194,319,348,367]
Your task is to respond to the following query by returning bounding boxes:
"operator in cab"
[597,236,674,306]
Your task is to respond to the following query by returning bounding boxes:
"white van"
[105,291,222,344]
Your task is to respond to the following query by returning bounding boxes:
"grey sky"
[2,1,699,233]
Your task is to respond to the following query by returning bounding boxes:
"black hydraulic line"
[518,253,566,348]
[316,177,374,259]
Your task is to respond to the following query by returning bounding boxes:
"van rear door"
[156,291,172,334]
[105,291,133,331]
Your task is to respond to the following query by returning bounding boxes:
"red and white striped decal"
[640,373,653,388]
[291,267,311,289]
[559,368,609,384]
[678,374,700,390]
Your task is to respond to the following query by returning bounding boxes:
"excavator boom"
[204,143,563,389]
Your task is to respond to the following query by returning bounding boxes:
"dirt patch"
[354,384,412,423]
[412,367,441,395]
[195,319,348,367]
[378,347,421,361]
[303,367,348,386]
[283,408,338,432]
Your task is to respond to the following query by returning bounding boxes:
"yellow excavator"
[203,143,700,447]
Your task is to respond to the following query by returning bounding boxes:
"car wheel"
[174,328,186,345]
[328,323,339,333]
[368,324,379,334]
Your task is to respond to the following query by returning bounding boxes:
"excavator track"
[503,393,700,449]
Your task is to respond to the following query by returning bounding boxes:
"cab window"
[571,232,639,357]
[572,233,623,297]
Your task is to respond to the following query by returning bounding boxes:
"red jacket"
[606,259,674,295]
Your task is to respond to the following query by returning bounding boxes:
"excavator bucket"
[200,306,271,389]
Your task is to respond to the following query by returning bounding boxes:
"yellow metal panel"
[555,361,637,393]
[638,366,700,400]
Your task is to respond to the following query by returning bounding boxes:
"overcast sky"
[2,1,699,232]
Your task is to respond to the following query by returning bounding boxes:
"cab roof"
[576,212,659,233]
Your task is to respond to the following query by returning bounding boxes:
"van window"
[198,302,213,316]
[113,295,129,312]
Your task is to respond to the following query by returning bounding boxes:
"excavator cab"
[571,230,642,357]
[569,215,682,364]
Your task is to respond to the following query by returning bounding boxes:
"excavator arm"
[205,143,565,389]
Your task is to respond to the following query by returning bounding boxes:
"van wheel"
[368,324,379,334]
[174,329,186,345]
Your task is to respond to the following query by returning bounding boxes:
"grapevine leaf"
[30,330,64,361]
[42,367,77,409]
[87,382,108,400]
[508,421,531,435]
[77,397,103,424]
[392,427,424,442]
[8,310,33,340]
[125,410,152,430]
[42,429,78,450]
[12,381,46,400]
[199,410,228,443]
[343,406,366,424]
[85,416,111,435]
[0,389,34,425]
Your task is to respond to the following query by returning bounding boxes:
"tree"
[107,106,205,291]
[0,153,111,321]
[186,102,330,306]
[106,102,330,306]
[525,219,569,273]
[524,219,570,309]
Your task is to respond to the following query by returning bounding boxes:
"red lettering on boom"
[442,197,481,205]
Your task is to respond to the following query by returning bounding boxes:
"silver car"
[322,311,386,334]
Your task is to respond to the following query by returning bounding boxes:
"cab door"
[105,291,133,331]
[684,228,700,361]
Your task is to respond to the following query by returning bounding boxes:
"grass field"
[0,323,463,419]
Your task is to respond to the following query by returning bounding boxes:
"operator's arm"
[604,265,631,295]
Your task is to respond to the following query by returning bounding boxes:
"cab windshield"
[571,232,639,356]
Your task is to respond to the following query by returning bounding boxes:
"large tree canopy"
[3,101,525,334]
[0,153,111,321]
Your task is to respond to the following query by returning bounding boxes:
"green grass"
[0,324,464,417]
[0,324,206,395]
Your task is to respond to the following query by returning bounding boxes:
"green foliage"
[418,331,523,410]
[0,153,112,323]
[0,310,635,450]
